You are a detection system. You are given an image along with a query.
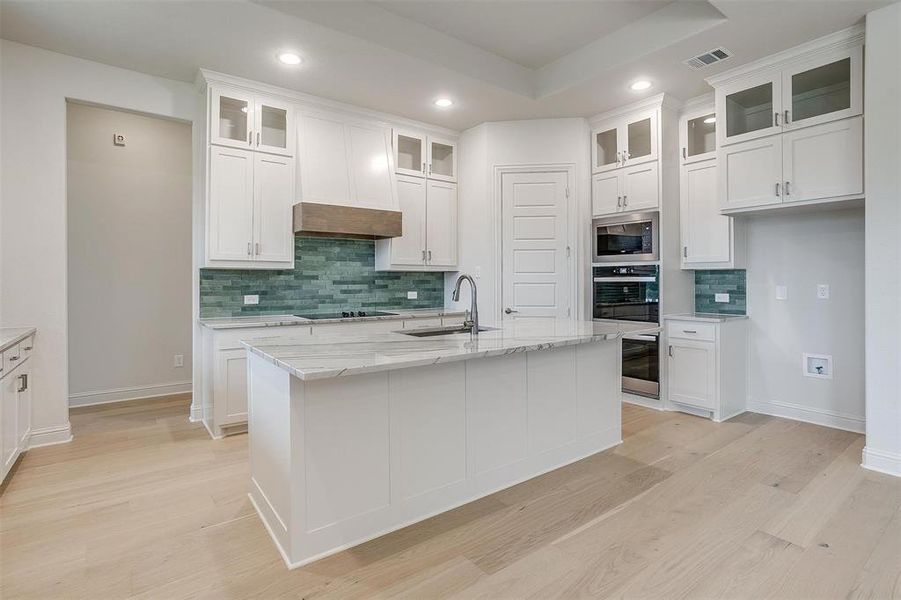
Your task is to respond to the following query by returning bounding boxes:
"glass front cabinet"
[393,129,456,183]
[210,87,295,157]
[592,109,658,174]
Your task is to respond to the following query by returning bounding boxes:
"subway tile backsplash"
[694,269,747,315]
[199,236,446,318]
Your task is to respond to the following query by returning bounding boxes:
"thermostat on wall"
[113,133,126,146]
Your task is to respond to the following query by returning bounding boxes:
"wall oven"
[592,264,661,398]
[592,212,659,264]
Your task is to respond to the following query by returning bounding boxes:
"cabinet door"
[208,146,255,261]
[394,129,427,178]
[428,137,457,183]
[667,340,716,410]
[717,74,782,146]
[297,112,351,205]
[681,160,731,266]
[254,96,294,157]
[592,124,621,174]
[591,171,621,217]
[253,153,295,264]
[621,162,659,212]
[16,367,31,448]
[718,136,783,210]
[782,47,862,131]
[347,122,397,209]
[426,180,458,267]
[210,87,254,150]
[680,108,717,164]
[1,373,18,474]
[622,110,657,167]
[782,116,863,204]
[215,349,248,426]
[392,174,427,266]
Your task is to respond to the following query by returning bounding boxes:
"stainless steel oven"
[592,212,659,264]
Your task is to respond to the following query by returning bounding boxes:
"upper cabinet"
[210,87,295,156]
[680,108,717,164]
[394,129,457,182]
[592,108,658,174]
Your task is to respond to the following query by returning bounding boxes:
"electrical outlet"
[714,293,730,303]
[775,285,788,301]
[407,290,418,300]
[474,266,482,278]
[173,354,184,368]
[817,284,830,300]
[243,294,259,305]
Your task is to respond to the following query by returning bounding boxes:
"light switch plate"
[775,285,788,301]
[407,291,418,300]
[714,293,730,303]
[243,294,259,305]
[817,284,830,299]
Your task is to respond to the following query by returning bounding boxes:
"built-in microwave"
[592,211,659,264]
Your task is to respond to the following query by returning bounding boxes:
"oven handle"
[593,277,657,283]
[623,334,659,342]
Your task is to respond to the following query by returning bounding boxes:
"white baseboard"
[621,392,664,411]
[28,423,73,448]
[862,446,901,477]
[68,380,191,408]
[747,398,865,433]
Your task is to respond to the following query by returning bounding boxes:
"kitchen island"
[244,318,657,568]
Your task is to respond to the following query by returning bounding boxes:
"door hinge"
[565,246,571,258]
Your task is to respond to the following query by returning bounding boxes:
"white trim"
[27,424,73,448]
[68,380,192,407]
[621,392,664,411]
[747,399,864,433]
[189,402,203,422]
[679,92,715,116]
[588,92,681,126]
[862,446,901,478]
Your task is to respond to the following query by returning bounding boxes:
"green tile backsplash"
[695,269,747,315]
[200,236,446,318]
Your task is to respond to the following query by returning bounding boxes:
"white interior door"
[501,171,570,320]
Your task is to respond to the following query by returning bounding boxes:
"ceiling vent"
[683,47,733,70]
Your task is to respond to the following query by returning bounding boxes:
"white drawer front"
[19,336,34,361]
[666,321,716,342]
[3,344,23,375]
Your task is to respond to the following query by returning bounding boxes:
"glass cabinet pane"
[430,141,454,178]
[218,95,249,143]
[791,58,851,122]
[627,118,652,159]
[259,104,287,149]
[595,128,618,168]
[725,83,773,138]
[396,134,423,172]
[687,113,716,157]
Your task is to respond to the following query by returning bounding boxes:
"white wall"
[864,4,901,476]
[448,118,592,322]
[66,102,193,406]
[745,208,865,432]
[0,40,197,445]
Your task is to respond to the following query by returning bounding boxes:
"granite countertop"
[0,327,36,353]
[664,313,749,323]
[199,308,466,330]
[243,319,660,381]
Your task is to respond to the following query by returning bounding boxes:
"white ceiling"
[0,1,889,131]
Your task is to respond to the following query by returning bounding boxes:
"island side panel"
[575,338,622,442]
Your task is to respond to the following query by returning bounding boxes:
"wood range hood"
[292,202,402,240]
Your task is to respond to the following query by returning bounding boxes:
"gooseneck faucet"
[452,274,479,335]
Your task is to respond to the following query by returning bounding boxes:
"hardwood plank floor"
[1,397,899,599]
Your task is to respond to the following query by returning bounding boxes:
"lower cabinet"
[1,335,34,485]
[664,318,747,422]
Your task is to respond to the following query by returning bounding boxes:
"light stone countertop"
[0,327,36,354]
[664,313,749,323]
[243,319,660,381]
[199,308,466,330]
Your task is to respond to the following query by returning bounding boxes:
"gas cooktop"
[294,310,397,320]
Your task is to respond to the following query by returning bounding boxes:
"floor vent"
[683,47,733,70]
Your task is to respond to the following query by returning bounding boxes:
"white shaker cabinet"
[718,135,783,210]
[591,108,658,174]
[0,334,34,485]
[781,116,863,204]
[425,179,458,267]
[591,163,659,217]
[253,153,295,263]
[591,171,621,217]
[210,87,294,157]
[393,129,457,183]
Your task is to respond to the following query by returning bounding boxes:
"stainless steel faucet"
[452,274,479,335]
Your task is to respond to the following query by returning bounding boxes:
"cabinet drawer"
[666,321,716,342]
[19,336,34,362]
[3,344,23,374]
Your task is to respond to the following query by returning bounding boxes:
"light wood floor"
[1,395,899,599]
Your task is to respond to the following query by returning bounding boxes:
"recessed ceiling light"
[704,116,716,124]
[434,98,454,108]
[630,80,652,91]
[278,52,302,66]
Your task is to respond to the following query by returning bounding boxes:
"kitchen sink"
[400,325,497,337]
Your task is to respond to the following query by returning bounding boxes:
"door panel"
[392,174,427,266]
[667,340,715,410]
[253,154,294,263]
[782,116,863,203]
[210,87,253,150]
[718,136,783,210]
[591,172,621,217]
[1,374,18,473]
[592,125,620,173]
[16,367,31,447]
[394,130,427,178]
[502,171,569,320]
[425,180,457,266]
[428,137,457,183]
[208,146,254,261]
[782,47,862,130]
[681,160,731,265]
[622,111,658,167]
[717,73,782,146]
[254,96,294,156]
[347,123,396,209]
[622,163,659,211]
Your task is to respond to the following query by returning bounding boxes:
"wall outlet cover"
[714,293,730,303]
[775,285,788,301]
[243,294,259,305]
[173,354,184,368]
[407,290,418,300]
[817,284,830,299]
[803,353,833,379]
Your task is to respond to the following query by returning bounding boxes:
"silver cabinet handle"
[784,110,790,125]
[683,329,697,334]
[9,355,19,362]
[775,182,781,197]
[616,151,622,165]
[683,246,688,258]
[623,194,628,206]
[428,250,432,262]
[256,132,260,146]
[248,131,252,145]
[421,249,426,262]
[247,242,252,256]
[785,181,791,196]
[682,147,687,160]
[255,242,260,255]
[22,346,32,351]
[18,373,27,393]
[774,112,780,126]
[668,345,674,357]
[422,162,425,174]
[617,196,622,207]
[505,308,519,314]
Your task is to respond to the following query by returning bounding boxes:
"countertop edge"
[0,327,37,353]
[663,313,749,323]
[199,309,467,330]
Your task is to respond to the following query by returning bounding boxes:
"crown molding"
[588,92,682,125]
[679,92,715,115]
[706,24,864,88]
